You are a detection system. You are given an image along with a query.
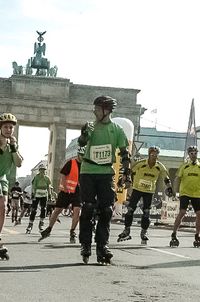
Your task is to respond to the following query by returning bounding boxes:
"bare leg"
[172,209,186,233]
[49,207,63,229]
[70,207,80,231]
[195,210,200,235]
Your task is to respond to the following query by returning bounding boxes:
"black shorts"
[180,195,200,212]
[55,191,81,209]
[23,202,31,209]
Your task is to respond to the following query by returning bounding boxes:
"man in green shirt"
[26,163,51,233]
[118,146,173,244]
[170,146,200,247]
[0,113,23,259]
[78,95,131,264]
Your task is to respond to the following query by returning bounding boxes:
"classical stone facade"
[0,75,143,190]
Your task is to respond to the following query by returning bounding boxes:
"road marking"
[147,247,191,259]
[3,227,19,234]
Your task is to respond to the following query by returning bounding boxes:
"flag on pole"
[184,99,197,160]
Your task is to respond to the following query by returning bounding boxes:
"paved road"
[1,216,200,302]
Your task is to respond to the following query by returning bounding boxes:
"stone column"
[47,123,66,192]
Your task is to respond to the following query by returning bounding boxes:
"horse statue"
[47,65,58,77]
[12,61,23,75]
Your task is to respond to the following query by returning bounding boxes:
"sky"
[1,0,200,176]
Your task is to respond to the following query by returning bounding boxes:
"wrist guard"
[10,143,18,153]
[78,136,88,147]
[165,187,173,197]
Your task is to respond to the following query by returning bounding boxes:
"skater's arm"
[173,176,181,195]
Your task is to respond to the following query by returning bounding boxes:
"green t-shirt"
[32,173,51,197]
[132,159,169,193]
[81,121,129,174]
[176,160,200,198]
[0,146,14,178]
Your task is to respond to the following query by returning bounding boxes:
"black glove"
[165,187,173,197]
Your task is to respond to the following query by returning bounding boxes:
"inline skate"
[81,244,91,264]
[96,244,113,265]
[141,229,149,245]
[38,226,51,242]
[38,220,44,232]
[0,239,9,260]
[169,232,179,247]
[70,230,77,243]
[193,233,200,248]
[117,227,131,242]
[26,222,33,234]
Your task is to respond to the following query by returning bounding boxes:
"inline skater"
[118,146,173,244]
[16,185,32,225]
[170,146,200,247]
[78,95,131,264]
[10,181,22,224]
[0,113,23,259]
[26,164,51,233]
[38,146,84,243]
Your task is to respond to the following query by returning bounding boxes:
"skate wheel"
[0,253,9,260]
[193,241,199,248]
[83,256,89,264]
[3,254,9,260]
[141,240,147,245]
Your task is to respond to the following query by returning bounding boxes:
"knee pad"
[31,209,37,216]
[141,209,151,229]
[126,206,135,216]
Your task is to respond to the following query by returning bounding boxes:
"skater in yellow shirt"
[170,146,200,247]
[118,146,173,244]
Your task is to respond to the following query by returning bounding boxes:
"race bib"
[90,144,112,164]
[12,193,20,198]
[35,189,48,198]
[138,179,152,191]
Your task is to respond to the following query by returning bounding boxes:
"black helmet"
[93,96,117,112]
[148,146,160,155]
[187,145,198,154]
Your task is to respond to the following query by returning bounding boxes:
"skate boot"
[17,217,21,225]
[81,244,91,264]
[193,233,200,248]
[26,222,33,234]
[117,227,131,242]
[38,220,44,232]
[169,232,179,247]
[96,244,113,265]
[70,230,77,244]
[141,229,149,245]
[0,238,9,260]
[38,226,52,242]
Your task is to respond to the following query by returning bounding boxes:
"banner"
[112,117,134,220]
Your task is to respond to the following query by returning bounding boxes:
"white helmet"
[38,163,46,170]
